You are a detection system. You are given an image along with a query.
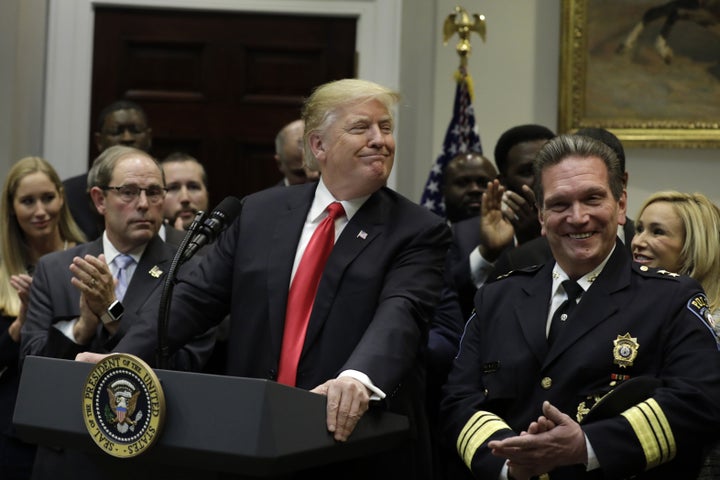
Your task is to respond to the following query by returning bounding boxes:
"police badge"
[82,354,165,458]
[613,333,639,368]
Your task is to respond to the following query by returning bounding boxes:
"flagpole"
[420,5,487,219]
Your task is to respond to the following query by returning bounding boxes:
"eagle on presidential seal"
[105,379,143,433]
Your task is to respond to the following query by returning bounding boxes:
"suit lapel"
[623,219,635,252]
[122,236,172,313]
[267,185,316,360]
[86,238,104,257]
[301,190,386,355]
[515,262,554,365]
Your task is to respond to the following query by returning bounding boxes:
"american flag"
[420,67,482,219]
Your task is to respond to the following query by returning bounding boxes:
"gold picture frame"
[559,0,720,148]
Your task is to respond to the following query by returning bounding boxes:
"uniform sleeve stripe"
[457,411,511,469]
[621,398,676,469]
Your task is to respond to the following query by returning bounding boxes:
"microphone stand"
[156,211,207,369]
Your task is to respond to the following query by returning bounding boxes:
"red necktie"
[278,202,345,386]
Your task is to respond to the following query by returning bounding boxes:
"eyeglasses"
[102,125,148,136]
[102,185,167,204]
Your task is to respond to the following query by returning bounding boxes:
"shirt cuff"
[338,369,386,401]
[53,318,81,344]
[469,248,495,289]
[500,461,510,480]
[585,433,600,471]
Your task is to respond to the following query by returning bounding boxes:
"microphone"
[157,196,242,369]
[180,196,243,263]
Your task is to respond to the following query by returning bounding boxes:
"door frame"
[44,0,403,188]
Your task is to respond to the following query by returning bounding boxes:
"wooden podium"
[14,356,410,478]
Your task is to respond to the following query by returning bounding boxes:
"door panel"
[91,7,356,207]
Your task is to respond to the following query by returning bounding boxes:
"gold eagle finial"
[443,5,486,67]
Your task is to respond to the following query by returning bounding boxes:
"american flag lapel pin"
[357,230,368,240]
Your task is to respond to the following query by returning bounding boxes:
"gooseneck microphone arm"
[156,196,244,369]
[156,210,206,369]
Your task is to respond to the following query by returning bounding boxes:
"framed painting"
[559,0,720,148]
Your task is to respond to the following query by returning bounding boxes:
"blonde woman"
[0,156,85,478]
[632,191,720,321]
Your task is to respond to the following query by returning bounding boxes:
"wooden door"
[90,7,357,207]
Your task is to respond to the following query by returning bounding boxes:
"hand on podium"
[75,351,109,363]
[311,376,370,442]
[76,354,373,443]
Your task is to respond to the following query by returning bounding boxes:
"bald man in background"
[275,119,320,186]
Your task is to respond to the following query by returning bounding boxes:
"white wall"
[429,0,720,216]
[0,0,19,177]
[0,0,47,182]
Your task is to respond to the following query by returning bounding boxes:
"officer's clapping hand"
[489,401,587,477]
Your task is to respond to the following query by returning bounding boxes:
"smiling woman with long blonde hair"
[632,191,720,321]
[0,156,85,478]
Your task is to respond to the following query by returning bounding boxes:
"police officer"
[441,135,720,479]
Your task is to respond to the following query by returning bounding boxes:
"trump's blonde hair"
[301,79,400,170]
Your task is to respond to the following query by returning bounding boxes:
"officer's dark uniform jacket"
[441,240,720,479]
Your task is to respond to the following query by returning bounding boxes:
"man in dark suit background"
[63,100,153,241]
[489,127,634,280]
[441,151,497,224]
[81,79,452,479]
[446,124,555,319]
[22,146,214,480]
[274,119,320,186]
[160,151,210,230]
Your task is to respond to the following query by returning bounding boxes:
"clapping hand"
[489,401,587,477]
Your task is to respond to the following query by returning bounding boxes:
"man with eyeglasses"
[93,102,152,153]
[63,100,153,240]
[21,145,215,478]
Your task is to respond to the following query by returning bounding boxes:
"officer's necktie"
[548,279,583,346]
[278,202,345,386]
[113,254,135,302]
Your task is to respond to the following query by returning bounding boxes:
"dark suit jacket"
[163,223,187,249]
[489,220,635,281]
[21,235,213,370]
[445,216,511,320]
[442,241,720,479]
[117,182,452,479]
[0,315,35,475]
[63,173,102,240]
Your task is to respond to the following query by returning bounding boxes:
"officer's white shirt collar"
[551,243,616,299]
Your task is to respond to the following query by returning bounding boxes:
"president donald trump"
[80,78,452,478]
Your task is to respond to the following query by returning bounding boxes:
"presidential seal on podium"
[82,353,165,458]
